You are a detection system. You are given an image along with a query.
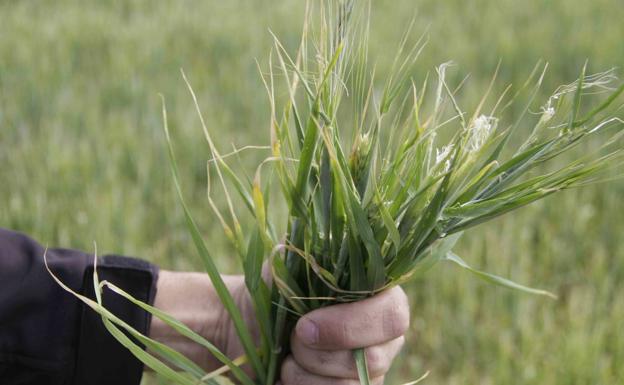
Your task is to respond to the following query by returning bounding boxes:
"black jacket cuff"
[74,255,159,385]
[0,228,159,385]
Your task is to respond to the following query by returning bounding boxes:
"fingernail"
[297,317,318,345]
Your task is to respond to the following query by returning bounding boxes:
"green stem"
[266,295,288,385]
[353,348,372,385]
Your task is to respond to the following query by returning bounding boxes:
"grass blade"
[444,252,557,299]
[161,96,266,382]
[102,281,255,385]
[567,62,587,132]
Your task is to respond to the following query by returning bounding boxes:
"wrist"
[150,271,210,338]
[148,270,245,370]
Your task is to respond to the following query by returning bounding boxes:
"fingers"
[294,286,410,350]
[281,356,385,385]
[283,287,409,385]
[291,335,405,379]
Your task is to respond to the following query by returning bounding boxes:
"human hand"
[280,286,410,385]
[150,271,409,384]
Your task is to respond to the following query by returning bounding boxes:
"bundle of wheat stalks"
[51,1,623,384]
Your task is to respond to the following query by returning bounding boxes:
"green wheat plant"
[49,1,624,384]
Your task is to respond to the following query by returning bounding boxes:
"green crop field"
[1,1,623,384]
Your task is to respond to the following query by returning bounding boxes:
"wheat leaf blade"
[444,252,557,299]
[161,96,266,382]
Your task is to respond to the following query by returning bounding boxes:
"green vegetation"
[2,1,623,384]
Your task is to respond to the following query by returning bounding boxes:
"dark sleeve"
[0,228,159,385]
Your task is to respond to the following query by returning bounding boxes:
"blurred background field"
[1,0,623,384]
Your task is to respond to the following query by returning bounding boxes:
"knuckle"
[384,288,410,338]
[366,346,391,377]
